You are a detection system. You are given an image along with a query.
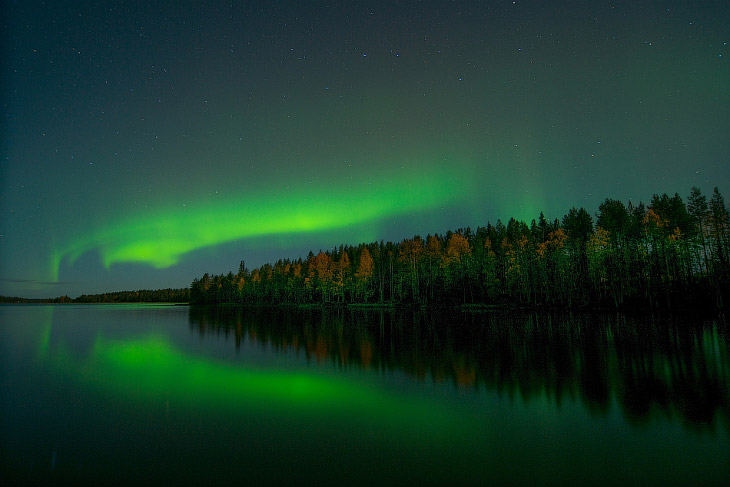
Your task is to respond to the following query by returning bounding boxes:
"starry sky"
[2,1,729,298]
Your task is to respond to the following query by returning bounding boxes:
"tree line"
[191,186,730,311]
[1,288,190,304]
[74,288,190,303]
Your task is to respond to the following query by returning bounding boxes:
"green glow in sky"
[3,1,728,297]
[52,164,472,280]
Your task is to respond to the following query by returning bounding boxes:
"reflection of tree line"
[189,306,730,431]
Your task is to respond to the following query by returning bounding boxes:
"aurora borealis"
[2,1,729,298]
[52,163,470,278]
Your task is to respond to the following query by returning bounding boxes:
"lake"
[1,304,728,485]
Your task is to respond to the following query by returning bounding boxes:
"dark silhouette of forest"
[1,288,189,304]
[73,288,190,303]
[190,186,730,311]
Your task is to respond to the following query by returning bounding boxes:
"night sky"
[2,1,728,298]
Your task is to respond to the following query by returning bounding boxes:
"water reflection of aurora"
[5,304,729,486]
[40,326,468,437]
[190,307,730,431]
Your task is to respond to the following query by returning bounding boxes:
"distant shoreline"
[0,288,189,305]
[0,299,190,306]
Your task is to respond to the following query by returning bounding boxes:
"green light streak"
[52,163,473,279]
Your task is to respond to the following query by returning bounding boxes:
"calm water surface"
[1,304,728,485]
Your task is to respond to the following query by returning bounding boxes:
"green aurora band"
[51,164,474,280]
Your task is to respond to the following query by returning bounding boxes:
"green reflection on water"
[191,306,730,432]
[93,335,371,408]
[46,331,466,438]
[37,320,52,360]
[4,305,729,486]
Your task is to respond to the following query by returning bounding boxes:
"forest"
[190,187,730,311]
[73,288,190,303]
[1,288,189,304]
